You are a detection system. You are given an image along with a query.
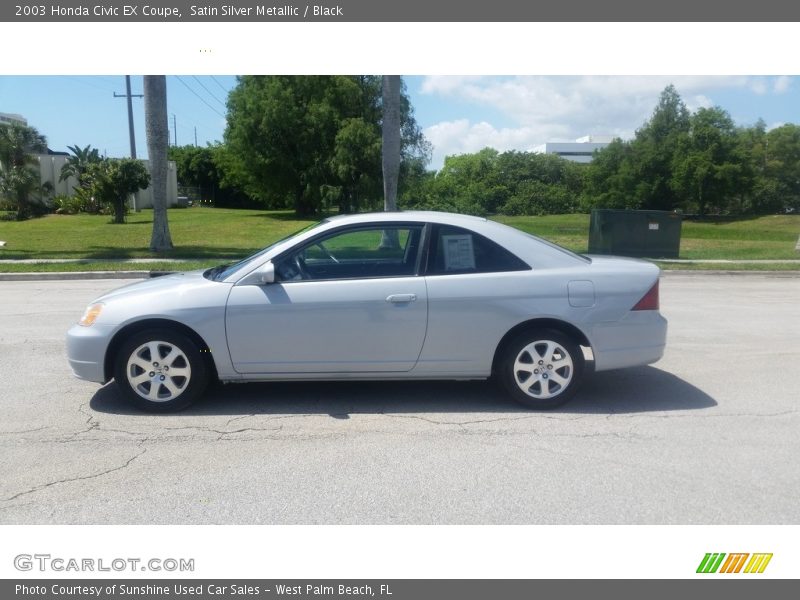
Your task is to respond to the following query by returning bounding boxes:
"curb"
[660,270,800,277]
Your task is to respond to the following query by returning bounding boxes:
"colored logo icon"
[696,553,773,574]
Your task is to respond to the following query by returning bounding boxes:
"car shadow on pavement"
[89,366,717,417]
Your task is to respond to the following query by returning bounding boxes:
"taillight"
[632,280,659,311]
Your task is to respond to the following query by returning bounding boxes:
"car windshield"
[204,220,325,282]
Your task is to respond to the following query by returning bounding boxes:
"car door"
[225,224,428,374]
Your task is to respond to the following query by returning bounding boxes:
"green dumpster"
[588,209,682,259]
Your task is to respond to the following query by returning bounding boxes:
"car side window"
[276,226,423,282]
[427,225,530,275]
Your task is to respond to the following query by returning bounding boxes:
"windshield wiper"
[205,263,231,281]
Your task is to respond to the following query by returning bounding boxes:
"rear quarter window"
[427,225,531,275]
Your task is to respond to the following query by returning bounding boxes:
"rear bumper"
[590,311,667,372]
[66,323,112,383]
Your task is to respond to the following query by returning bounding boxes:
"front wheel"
[498,329,584,409]
[114,329,208,412]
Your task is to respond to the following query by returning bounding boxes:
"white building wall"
[541,142,610,163]
[35,155,178,208]
[0,112,28,127]
[533,136,614,163]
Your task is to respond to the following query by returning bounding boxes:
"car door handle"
[386,294,417,303]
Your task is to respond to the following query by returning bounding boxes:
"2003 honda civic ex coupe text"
[66,211,667,412]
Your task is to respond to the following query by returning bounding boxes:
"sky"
[1,75,798,170]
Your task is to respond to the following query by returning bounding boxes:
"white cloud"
[774,75,791,93]
[749,79,768,95]
[685,95,714,112]
[420,76,487,95]
[424,120,556,169]
[419,76,793,169]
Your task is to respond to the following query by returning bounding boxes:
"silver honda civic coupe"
[66,211,667,412]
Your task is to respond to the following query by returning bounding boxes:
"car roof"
[322,210,489,226]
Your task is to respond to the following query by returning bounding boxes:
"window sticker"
[442,234,476,270]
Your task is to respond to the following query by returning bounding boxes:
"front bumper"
[66,323,113,383]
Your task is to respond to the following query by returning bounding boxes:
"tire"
[113,328,208,412]
[498,329,584,409]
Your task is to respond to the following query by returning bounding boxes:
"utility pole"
[194,126,198,147]
[114,75,143,158]
[173,114,177,147]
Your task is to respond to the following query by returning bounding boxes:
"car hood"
[93,270,211,303]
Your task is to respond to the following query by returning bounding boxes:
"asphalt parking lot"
[0,273,798,524]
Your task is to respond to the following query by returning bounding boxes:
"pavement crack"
[162,424,283,440]
[69,402,100,437]
[2,448,147,503]
[0,426,47,435]
[223,414,256,427]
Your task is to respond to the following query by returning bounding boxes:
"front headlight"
[78,303,104,327]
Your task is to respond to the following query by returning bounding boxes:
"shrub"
[502,181,578,215]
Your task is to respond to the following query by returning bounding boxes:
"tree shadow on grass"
[2,246,258,260]
[90,366,716,418]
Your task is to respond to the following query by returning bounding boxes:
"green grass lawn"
[0,208,317,260]
[497,213,800,259]
[0,208,798,271]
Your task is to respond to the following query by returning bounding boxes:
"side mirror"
[259,261,275,284]
[238,261,276,286]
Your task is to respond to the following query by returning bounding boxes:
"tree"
[0,123,47,220]
[83,159,150,223]
[382,75,402,213]
[582,139,640,209]
[59,144,104,212]
[144,75,173,251]
[378,75,402,248]
[168,144,247,207]
[765,124,800,212]
[628,84,691,211]
[223,75,430,216]
[672,107,747,215]
[59,144,102,183]
[332,117,381,213]
[432,148,502,215]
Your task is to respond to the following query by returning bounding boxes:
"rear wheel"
[114,329,208,412]
[498,329,584,409]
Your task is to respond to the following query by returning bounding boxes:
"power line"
[192,76,227,108]
[173,75,225,118]
[66,76,117,94]
[210,75,231,94]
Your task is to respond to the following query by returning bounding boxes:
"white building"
[36,154,179,208]
[533,135,614,163]
[4,112,179,208]
[0,112,28,127]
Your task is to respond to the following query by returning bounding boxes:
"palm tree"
[0,123,47,220]
[382,75,401,212]
[379,75,401,249]
[144,75,173,252]
[59,144,101,183]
